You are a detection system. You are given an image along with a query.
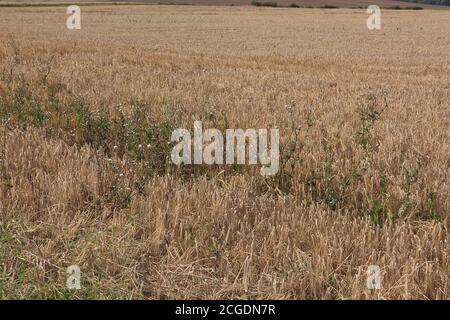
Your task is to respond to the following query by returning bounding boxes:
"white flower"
[146,144,151,149]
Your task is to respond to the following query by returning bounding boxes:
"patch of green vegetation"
[368,175,390,227]
[356,95,385,149]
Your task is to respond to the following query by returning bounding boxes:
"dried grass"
[0,5,448,299]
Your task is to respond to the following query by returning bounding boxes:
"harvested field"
[0,5,449,299]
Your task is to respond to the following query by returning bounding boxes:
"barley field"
[0,4,449,299]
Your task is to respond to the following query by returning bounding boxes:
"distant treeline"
[403,0,450,5]
[249,2,426,9]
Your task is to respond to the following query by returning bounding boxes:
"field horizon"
[0,0,449,9]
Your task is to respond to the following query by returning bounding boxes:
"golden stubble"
[0,5,448,299]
